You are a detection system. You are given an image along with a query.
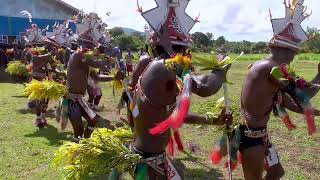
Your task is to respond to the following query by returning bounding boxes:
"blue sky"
[62,0,320,41]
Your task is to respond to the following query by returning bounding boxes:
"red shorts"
[126,64,133,72]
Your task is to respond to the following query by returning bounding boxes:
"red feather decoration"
[305,109,316,135]
[211,149,223,165]
[238,152,243,164]
[195,13,201,23]
[149,96,191,135]
[173,130,184,151]
[224,161,238,171]
[149,116,174,135]
[172,96,191,129]
[150,76,192,158]
[281,114,296,131]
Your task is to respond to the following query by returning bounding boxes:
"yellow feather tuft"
[110,69,124,91]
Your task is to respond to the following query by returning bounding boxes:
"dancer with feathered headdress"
[239,0,320,179]
[115,0,233,179]
[20,15,68,128]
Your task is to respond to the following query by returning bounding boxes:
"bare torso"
[241,59,279,128]
[131,54,226,153]
[32,54,51,75]
[67,52,89,95]
[132,60,179,153]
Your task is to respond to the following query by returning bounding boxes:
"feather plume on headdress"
[20,10,32,23]
[44,25,49,31]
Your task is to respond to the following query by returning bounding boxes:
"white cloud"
[62,0,320,41]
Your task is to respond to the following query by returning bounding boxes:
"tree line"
[108,27,145,51]
[191,27,320,54]
[109,27,320,54]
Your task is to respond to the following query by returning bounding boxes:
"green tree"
[191,32,212,51]
[215,36,226,47]
[206,32,214,41]
[302,27,320,53]
[109,27,125,37]
[131,35,145,51]
[240,40,252,54]
[251,42,268,54]
[114,34,134,50]
[131,31,144,38]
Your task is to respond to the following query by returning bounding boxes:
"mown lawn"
[0,59,319,180]
[192,52,320,61]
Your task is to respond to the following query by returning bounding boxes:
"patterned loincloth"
[130,144,183,180]
[67,93,97,120]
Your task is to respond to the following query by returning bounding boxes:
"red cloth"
[126,64,133,72]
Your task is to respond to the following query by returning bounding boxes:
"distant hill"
[122,27,144,35]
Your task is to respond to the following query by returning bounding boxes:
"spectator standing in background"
[125,48,133,76]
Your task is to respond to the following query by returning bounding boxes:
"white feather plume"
[65,20,70,29]
[20,10,32,23]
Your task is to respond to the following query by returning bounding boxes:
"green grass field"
[190,52,320,61]
[0,58,320,179]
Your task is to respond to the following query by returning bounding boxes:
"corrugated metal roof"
[48,0,80,14]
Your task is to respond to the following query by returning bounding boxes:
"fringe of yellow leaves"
[6,61,29,77]
[165,54,192,71]
[52,127,141,180]
[24,79,67,101]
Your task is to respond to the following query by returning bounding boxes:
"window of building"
[0,36,8,44]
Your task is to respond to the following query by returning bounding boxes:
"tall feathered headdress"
[137,0,197,47]
[72,12,111,47]
[44,21,72,47]
[269,0,311,51]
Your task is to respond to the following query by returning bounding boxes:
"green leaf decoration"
[52,127,141,180]
[270,67,284,80]
[5,61,29,77]
[205,97,241,133]
[193,52,244,71]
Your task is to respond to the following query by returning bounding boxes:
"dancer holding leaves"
[240,1,320,179]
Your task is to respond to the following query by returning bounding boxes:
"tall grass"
[296,53,320,61]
